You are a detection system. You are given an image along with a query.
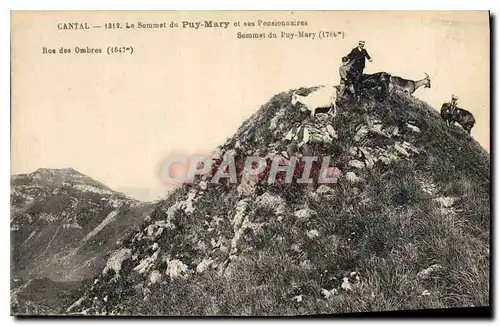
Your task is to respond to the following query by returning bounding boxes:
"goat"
[440,103,476,135]
[358,72,391,100]
[291,86,337,118]
[389,73,431,95]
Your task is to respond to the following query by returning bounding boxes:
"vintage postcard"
[10,11,490,316]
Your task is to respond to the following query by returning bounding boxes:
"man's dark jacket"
[347,47,371,72]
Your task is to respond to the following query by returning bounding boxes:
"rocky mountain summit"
[11,168,153,314]
[66,88,489,315]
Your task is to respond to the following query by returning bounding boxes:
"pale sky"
[11,11,490,201]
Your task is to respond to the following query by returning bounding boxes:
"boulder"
[196,258,215,274]
[341,271,360,292]
[360,147,378,166]
[326,125,338,139]
[149,270,162,285]
[341,278,354,291]
[406,123,421,133]
[133,249,160,275]
[166,259,189,279]
[348,159,365,169]
[269,108,286,130]
[386,125,399,136]
[293,207,317,222]
[346,172,363,183]
[307,229,321,240]
[321,288,338,299]
[154,219,167,227]
[316,185,335,196]
[393,141,420,157]
[379,152,399,165]
[322,166,342,182]
[255,192,286,217]
[417,264,444,280]
[354,125,369,142]
[145,223,164,240]
[102,248,132,278]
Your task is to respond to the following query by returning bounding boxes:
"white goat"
[291,86,337,118]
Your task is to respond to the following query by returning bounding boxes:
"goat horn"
[424,72,429,78]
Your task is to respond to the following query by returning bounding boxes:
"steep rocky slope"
[69,89,490,316]
[11,168,153,314]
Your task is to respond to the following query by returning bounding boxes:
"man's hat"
[358,41,365,45]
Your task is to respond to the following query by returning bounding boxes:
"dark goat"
[357,72,391,100]
[389,73,431,95]
[440,103,476,134]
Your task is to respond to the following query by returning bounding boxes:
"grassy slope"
[86,90,490,316]
[12,278,92,315]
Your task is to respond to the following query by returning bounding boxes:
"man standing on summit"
[345,41,373,99]
[346,41,373,76]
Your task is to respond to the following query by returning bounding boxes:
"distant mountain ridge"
[12,168,110,189]
[11,168,154,315]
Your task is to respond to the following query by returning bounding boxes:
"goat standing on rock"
[389,73,431,95]
[291,86,338,118]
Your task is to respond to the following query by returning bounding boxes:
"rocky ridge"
[67,88,490,315]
